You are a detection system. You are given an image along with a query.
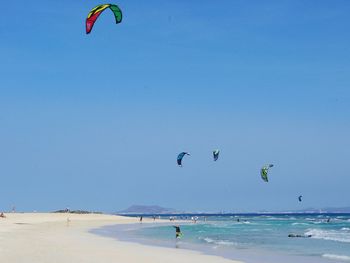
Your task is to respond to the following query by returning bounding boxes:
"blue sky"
[1,0,349,212]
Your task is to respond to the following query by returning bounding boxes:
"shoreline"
[0,213,242,263]
[91,221,337,263]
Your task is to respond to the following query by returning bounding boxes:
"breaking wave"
[201,237,236,246]
[305,228,350,243]
[292,222,309,226]
[322,254,350,261]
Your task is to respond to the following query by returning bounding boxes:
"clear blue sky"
[1,0,349,212]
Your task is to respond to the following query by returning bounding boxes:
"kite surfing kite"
[86,4,122,34]
[260,164,274,182]
[298,195,303,202]
[177,152,190,167]
[213,149,220,161]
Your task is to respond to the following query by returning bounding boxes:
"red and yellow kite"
[86,4,122,34]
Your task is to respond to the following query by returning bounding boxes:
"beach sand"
[0,213,242,263]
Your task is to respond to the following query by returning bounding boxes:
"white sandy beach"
[0,213,242,263]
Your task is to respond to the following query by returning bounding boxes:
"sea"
[91,213,350,263]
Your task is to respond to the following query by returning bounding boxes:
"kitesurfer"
[173,225,182,238]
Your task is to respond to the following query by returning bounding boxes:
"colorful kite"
[86,4,122,34]
[261,164,274,182]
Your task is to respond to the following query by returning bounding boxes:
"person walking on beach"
[173,225,182,239]
[139,216,143,223]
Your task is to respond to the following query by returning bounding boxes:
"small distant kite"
[213,149,220,161]
[177,152,190,167]
[86,4,122,34]
[298,195,303,202]
[261,164,274,182]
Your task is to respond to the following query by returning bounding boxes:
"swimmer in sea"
[288,234,312,238]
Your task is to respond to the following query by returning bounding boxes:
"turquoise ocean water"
[92,214,350,263]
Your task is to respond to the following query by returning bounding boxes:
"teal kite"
[177,152,190,167]
[213,149,220,161]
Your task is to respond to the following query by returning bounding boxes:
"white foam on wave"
[292,222,309,226]
[202,237,214,243]
[202,237,236,246]
[215,240,236,246]
[341,228,350,231]
[265,216,296,221]
[322,254,350,261]
[305,228,350,243]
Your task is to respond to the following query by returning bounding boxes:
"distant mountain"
[117,205,177,215]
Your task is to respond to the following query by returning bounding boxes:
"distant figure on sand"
[0,212,6,218]
[173,225,182,238]
[139,216,143,223]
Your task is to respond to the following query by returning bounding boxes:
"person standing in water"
[173,225,182,238]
